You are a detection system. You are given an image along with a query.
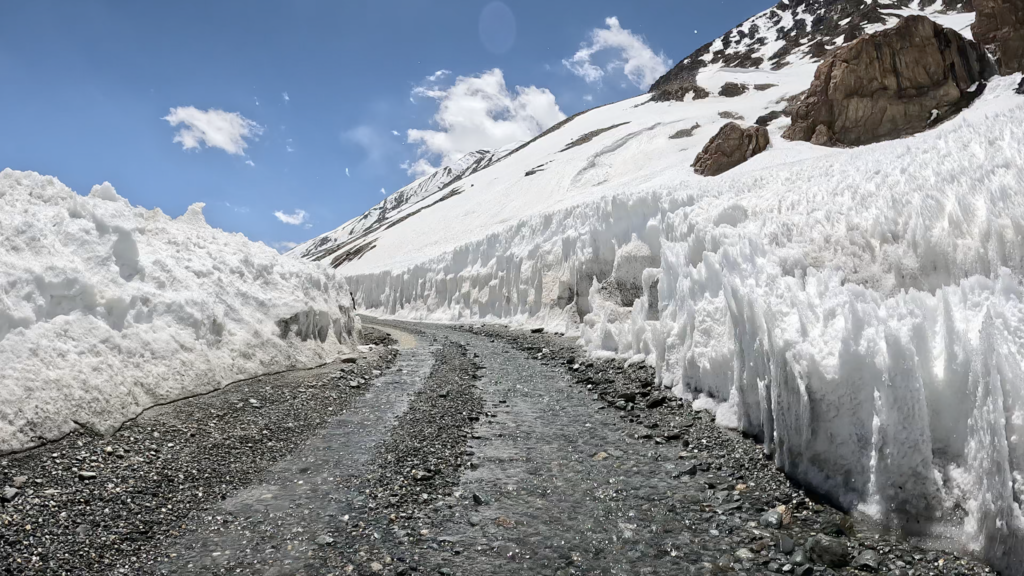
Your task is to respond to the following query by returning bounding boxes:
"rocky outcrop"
[973,0,1024,74]
[719,82,749,97]
[755,110,784,126]
[692,123,769,177]
[810,124,839,147]
[669,123,701,139]
[649,82,709,103]
[784,16,995,147]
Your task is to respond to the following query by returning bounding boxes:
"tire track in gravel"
[154,332,436,574]
[151,322,486,575]
[412,325,699,576]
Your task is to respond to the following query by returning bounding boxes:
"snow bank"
[342,77,1024,571]
[0,169,357,454]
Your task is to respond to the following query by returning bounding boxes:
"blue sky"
[0,0,775,251]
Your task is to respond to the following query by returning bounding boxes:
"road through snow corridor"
[152,321,995,575]
[4,322,992,575]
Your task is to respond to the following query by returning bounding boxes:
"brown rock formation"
[649,82,710,103]
[719,82,749,97]
[692,123,770,177]
[783,15,995,147]
[973,0,1024,74]
[810,124,838,147]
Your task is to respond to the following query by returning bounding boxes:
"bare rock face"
[719,82,749,97]
[973,0,1024,74]
[784,16,995,147]
[810,124,838,147]
[692,123,769,177]
[755,110,785,127]
[649,82,709,102]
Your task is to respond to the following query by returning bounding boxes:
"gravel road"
[0,328,398,575]
[0,321,995,576]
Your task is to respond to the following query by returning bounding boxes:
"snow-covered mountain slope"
[289,1,1024,571]
[0,169,357,454]
[347,72,1024,572]
[288,148,509,267]
[298,2,979,279]
[651,0,974,98]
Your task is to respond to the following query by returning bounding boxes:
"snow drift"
[0,169,357,454]
[329,73,1024,572]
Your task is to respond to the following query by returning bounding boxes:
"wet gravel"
[360,337,483,524]
[434,323,993,576]
[149,326,484,576]
[0,328,398,575]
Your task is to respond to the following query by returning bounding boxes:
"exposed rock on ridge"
[649,0,973,101]
[783,15,995,146]
[692,122,770,176]
[290,149,505,267]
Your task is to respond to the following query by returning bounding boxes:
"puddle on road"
[364,320,418,350]
[158,345,434,574]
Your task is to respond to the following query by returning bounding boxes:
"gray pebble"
[760,509,783,528]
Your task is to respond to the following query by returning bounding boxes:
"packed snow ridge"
[0,169,358,454]
[291,1,1024,570]
[288,148,512,268]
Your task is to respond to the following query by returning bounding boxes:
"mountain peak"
[650,0,973,98]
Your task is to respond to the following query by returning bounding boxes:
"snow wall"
[0,169,358,454]
[345,94,1024,570]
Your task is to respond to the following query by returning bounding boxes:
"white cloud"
[163,107,263,155]
[391,130,400,136]
[286,138,294,152]
[401,158,438,178]
[255,97,260,106]
[245,159,255,166]
[274,209,308,225]
[407,68,565,166]
[345,167,350,177]
[282,92,290,102]
[427,69,451,82]
[583,94,594,101]
[562,16,671,89]
[380,188,386,195]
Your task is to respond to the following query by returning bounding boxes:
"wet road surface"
[136,321,993,575]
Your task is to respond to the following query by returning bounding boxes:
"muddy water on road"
[157,341,433,575]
